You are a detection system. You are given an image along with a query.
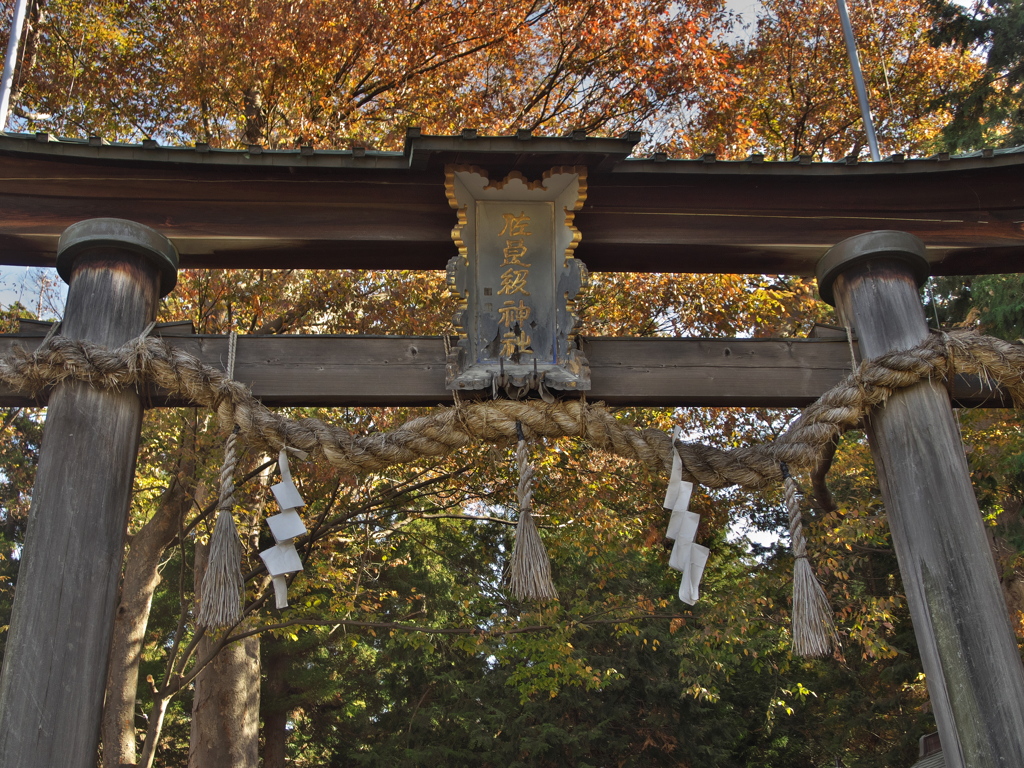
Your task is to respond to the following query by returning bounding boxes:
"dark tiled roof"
[909,752,945,768]
[2,128,1020,175]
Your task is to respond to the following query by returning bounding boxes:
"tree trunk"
[188,543,261,768]
[262,649,290,768]
[101,448,196,768]
[242,87,267,147]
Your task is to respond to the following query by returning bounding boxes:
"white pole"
[836,0,881,161]
[0,0,31,131]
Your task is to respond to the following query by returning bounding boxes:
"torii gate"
[0,130,1022,768]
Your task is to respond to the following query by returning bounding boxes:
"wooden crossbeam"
[1,133,1023,276]
[0,333,1007,408]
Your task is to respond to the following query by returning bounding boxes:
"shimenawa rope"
[5,328,1021,653]
[6,330,1020,485]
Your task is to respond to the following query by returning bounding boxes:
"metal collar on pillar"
[815,229,928,307]
[57,217,179,296]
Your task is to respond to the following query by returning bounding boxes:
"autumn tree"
[931,0,1024,150]
[672,0,980,160]
[5,0,735,147]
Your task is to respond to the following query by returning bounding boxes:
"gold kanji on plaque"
[501,239,531,267]
[498,300,532,328]
[499,211,533,237]
[497,267,531,296]
[445,164,590,396]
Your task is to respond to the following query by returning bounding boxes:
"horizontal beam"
[1,135,1023,276]
[0,333,1008,409]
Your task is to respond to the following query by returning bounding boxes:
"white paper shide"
[664,427,710,605]
[259,449,309,609]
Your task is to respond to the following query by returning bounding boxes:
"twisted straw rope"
[509,437,558,601]
[0,329,1020,487]
[198,331,245,628]
[783,471,840,657]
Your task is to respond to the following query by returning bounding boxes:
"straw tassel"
[508,424,558,601]
[197,330,245,629]
[783,464,840,657]
[197,427,245,628]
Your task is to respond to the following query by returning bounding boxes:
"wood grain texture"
[0,138,1022,275]
[0,332,1011,408]
[0,252,161,768]
[833,258,1024,768]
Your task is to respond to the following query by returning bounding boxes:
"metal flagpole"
[836,0,881,161]
[0,0,30,131]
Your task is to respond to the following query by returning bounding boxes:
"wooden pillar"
[817,230,1024,768]
[0,219,178,768]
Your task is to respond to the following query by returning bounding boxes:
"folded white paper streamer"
[260,542,303,576]
[263,449,309,610]
[267,509,307,544]
[271,448,306,511]
[678,544,710,605]
[271,576,290,609]
[666,509,700,545]
[663,427,683,509]
[662,428,709,605]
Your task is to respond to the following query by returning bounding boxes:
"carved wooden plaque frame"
[445,164,590,396]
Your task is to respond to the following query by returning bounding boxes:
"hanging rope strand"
[508,423,558,601]
[783,464,841,657]
[197,330,245,629]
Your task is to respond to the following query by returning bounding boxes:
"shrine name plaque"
[445,165,590,396]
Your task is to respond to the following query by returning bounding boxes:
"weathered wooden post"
[0,219,178,768]
[817,230,1024,768]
